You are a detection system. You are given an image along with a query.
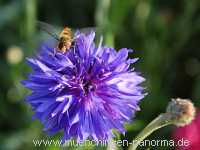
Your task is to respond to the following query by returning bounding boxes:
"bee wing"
[37,21,60,41]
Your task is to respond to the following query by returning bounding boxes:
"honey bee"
[37,21,74,53]
[37,21,97,54]
[57,27,73,52]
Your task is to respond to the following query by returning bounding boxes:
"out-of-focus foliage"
[0,0,200,150]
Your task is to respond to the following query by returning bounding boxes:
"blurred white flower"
[6,46,24,64]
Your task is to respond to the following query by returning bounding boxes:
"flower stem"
[107,138,118,150]
[129,113,173,150]
[24,0,37,44]
[95,0,114,47]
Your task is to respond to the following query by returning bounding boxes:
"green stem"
[129,113,173,150]
[24,0,37,42]
[95,0,114,47]
[107,139,118,150]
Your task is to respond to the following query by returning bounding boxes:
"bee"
[57,27,73,52]
[37,21,97,54]
[37,21,74,53]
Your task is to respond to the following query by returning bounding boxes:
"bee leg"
[71,42,76,53]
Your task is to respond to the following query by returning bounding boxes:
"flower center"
[81,79,96,95]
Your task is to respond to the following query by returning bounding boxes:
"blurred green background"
[0,0,200,149]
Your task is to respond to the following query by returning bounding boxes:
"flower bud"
[166,98,196,127]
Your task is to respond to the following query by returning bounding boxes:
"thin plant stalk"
[129,113,173,150]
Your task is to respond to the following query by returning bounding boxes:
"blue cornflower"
[22,31,146,142]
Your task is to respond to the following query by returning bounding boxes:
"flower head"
[166,98,196,127]
[22,31,146,142]
[172,112,200,150]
